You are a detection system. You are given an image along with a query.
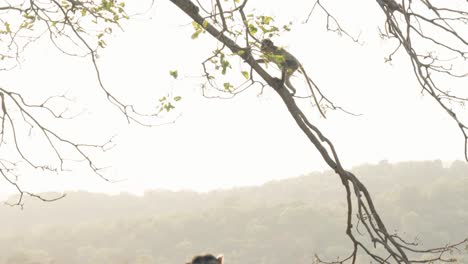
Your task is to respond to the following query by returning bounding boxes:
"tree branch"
[169,0,467,262]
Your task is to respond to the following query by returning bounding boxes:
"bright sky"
[0,0,465,199]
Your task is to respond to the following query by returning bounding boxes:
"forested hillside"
[1,160,467,264]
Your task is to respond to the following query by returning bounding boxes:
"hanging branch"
[376,0,468,160]
[306,0,468,160]
[0,87,115,207]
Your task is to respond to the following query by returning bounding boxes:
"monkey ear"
[217,255,224,264]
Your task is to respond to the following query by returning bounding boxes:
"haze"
[1,0,468,263]
[0,0,464,199]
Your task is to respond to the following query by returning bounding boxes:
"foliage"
[0,0,128,67]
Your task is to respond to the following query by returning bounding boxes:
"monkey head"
[186,254,223,264]
[260,39,276,53]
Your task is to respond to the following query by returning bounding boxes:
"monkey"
[186,254,223,264]
[257,39,326,118]
[258,39,299,95]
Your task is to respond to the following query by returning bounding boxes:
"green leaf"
[267,54,285,65]
[81,8,87,16]
[174,96,182,101]
[191,31,200,39]
[164,103,175,112]
[221,60,231,75]
[98,40,107,48]
[241,71,249,79]
[248,24,257,34]
[223,82,235,92]
[202,20,208,28]
[4,22,11,33]
[169,70,178,79]
[192,21,201,30]
[261,16,273,25]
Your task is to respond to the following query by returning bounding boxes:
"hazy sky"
[0,0,465,198]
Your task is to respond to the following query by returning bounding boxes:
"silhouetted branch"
[0,86,113,206]
[377,0,468,161]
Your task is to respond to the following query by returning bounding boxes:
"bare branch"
[377,0,468,160]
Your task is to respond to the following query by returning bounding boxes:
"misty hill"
[0,160,467,264]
